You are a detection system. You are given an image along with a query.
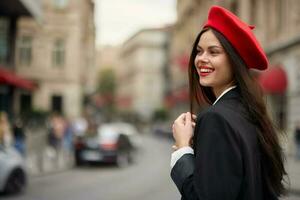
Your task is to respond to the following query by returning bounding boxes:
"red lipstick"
[198,66,214,77]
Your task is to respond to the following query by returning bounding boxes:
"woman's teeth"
[200,68,213,73]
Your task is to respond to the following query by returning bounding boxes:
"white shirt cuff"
[170,146,194,168]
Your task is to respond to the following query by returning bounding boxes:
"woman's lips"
[198,66,214,77]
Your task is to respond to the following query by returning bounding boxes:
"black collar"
[215,87,240,104]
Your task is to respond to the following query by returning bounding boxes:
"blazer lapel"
[214,87,241,105]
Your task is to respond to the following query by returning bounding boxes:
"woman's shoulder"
[194,107,243,147]
[199,99,247,119]
[196,101,258,143]
[196,106,230,128]
[197,104,234,121]
[196,103,250,133]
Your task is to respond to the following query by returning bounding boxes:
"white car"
[0,145,27,194]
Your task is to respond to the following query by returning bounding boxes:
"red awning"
[175,54,189,71]
[116,96,132,108]
[164,87,189,108]
[258,65,287,94]
[0,67,36,90]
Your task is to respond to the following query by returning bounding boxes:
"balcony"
[0,0,42,22]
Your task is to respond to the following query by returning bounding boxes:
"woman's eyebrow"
[197,45,222,49]
[208,45,222,49]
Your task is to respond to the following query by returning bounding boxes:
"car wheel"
[74,150,85,166]
[75,156,84,166]
[116,151,130,168]
[4,169,26,194]
[75,159,82,166]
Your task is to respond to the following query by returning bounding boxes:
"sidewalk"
[25,127,74,176]
[26,147,74,176]
[286,155,300,195]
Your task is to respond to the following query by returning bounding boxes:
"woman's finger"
[192,122,196,127]
[185,112,192,125]
[172,145,178,151]
[192,114,197,120]
[175,113,186,124]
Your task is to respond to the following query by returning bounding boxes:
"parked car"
[152,122,173,139]
[74,122,141,167]
[0,145,27,194]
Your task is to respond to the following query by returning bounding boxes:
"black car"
[74,122,141,167]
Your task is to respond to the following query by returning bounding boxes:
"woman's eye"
[196,49,203,54]
[210,51,219,55]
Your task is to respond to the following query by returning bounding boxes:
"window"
[230,0,238,15]
[51,95,63,114]
[250,0,257,25]
[276,0,284,33]
[297,59,300,92]
[52,39,65,67]
[19,36,32,66]
[53,0,69,9]
[0,86,9,113]
[20,94,32,114]
[0,17,9,64]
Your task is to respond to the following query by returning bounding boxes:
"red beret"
[203,6,268,70]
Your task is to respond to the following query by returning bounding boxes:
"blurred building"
[0,0,42,117]
[89,45,120,119]
[167,0,208,115]
[96,45,120,72]
[262,1,300,132]
[169,0,300,132]
[15,0,96,118]
[118,27,172,121]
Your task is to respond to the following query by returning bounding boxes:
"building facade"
[96,45,120,72]
[118,27,171,121]
[15,0,96,118]
[0,0,42,117]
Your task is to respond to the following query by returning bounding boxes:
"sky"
[94,0,177,47]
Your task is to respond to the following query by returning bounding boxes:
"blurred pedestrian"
[171,6,287,200]
[13,117,26,156]
[47,113,65,149]
[294,121,300,160]
[63,119,74,152]
[72,116,87,139]
[0,111,13,147]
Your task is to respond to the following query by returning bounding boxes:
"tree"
[97,68,116,96]
[96,68,116,120]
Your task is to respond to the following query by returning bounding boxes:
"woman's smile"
[198,66,215,77]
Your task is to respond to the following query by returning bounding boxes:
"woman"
[171,6,287,200]
[0,111,13,147]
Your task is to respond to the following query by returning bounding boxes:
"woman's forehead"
[198,30,222,48]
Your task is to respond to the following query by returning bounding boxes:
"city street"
[1,134,180,200]
[1,0,299,200]
[1,134,300,200]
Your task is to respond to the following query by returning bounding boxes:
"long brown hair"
[188,28,287,197]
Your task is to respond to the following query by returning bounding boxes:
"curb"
[26,147,74,177]
[289,189,300,196]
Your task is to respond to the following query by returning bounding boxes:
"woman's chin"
[199,81,212,87]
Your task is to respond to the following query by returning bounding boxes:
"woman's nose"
[195,52,209,64]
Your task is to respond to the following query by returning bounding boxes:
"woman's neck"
[213,83,236,99]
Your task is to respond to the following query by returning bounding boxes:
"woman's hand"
[172,112,196,150]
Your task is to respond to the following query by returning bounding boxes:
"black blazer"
[171,88,277,200]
